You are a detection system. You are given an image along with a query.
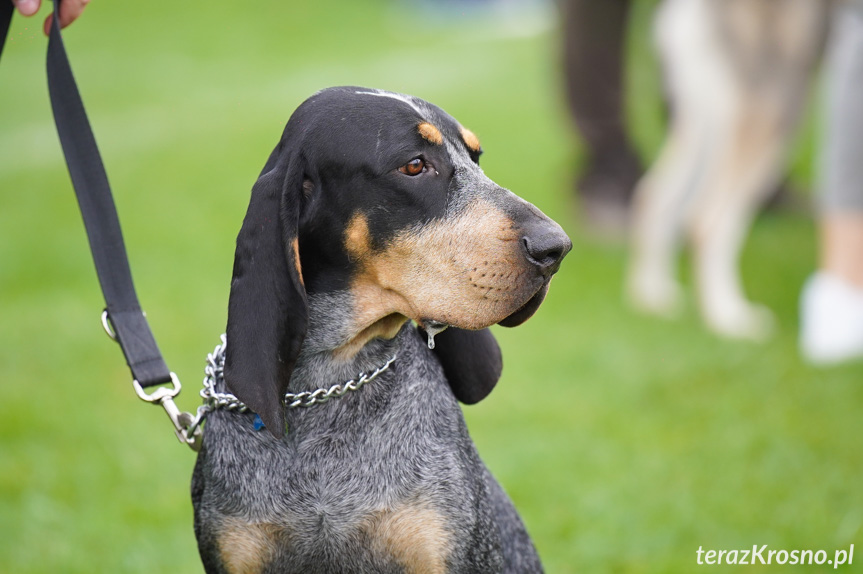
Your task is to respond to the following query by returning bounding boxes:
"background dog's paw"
[627,272,684,318]
[704,300,775,342]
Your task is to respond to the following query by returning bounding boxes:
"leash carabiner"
[131,372,203,452]
[104,311,203,451]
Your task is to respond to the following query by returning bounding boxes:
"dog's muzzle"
[498,222,571,327]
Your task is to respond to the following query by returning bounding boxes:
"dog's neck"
[289,290,408,394]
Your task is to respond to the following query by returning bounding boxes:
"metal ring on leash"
[101,309,116,341]
[100,309,202,450]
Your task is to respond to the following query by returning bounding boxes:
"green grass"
[1,1,861,572]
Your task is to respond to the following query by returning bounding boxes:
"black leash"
[0,1,202,449]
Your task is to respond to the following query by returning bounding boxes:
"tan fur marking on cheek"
[363,502,452,574]
[345,200,544,335]
[218,518,288,574]
[418,122,443,145]
[459,126,481,152]
[356,201,529,329]
[345,213,372,260]
[291,237,304,286]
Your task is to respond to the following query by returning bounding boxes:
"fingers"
[13,0,41,17]
[57,0,89,28]
[40,0,91,35]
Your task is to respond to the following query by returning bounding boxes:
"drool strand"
[422,320,449,350]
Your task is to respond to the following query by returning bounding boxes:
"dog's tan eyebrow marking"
[417,122,443,145]
[459,126,481,153]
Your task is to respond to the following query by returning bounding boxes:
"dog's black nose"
[522,228,572,277]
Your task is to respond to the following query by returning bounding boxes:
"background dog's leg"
[686,104,788,341]
[628,0,717,317]
[685,0,828,341]
[628,113,705,317]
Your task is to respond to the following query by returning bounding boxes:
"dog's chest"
[195,354,491,572]
[199,416,479,573]
[214,497,455,574]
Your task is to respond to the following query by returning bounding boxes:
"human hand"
[11,0,90,35]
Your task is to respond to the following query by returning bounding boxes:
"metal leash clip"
[132,374,203,451]
[103,310,204,451]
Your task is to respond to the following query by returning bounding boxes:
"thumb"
[13,0,41,17]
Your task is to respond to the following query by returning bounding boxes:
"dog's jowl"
[192,87,571,573]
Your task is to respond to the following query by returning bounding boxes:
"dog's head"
[225,87,571,435]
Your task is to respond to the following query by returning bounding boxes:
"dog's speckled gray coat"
[192,322,541,573]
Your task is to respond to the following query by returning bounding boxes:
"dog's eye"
[399,158,425,176]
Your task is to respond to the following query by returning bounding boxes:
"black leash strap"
[0,2,11,53]
[1,1,202,449]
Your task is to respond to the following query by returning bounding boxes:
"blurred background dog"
[627,0,830,341]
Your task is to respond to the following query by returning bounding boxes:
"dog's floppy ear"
[423,327,503,404]
[224,141,308,437]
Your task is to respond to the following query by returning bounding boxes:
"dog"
[627,0,831,340]
[191,87,571,573]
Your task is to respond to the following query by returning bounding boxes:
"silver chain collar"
[199,335,398,415]
[127,334,396,451]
